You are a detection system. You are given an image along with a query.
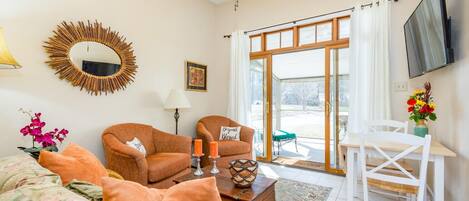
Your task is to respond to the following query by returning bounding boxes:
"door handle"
[326,101,331,114]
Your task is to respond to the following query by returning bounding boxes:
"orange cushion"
[38,143,108,186]
[102,177,222,201]
[218,140,251,156]
[147,153,191,183]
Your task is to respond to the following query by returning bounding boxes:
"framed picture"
[185,61,207,92]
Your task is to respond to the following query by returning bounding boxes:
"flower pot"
[414,120,428,137]
[17,145,58,160]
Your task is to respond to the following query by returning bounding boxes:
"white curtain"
[347,0,392,133]
[227,31,250,125]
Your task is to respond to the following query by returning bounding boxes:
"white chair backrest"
[367,120,409,134]
[359,132,431,201]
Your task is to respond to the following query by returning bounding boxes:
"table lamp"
[0,28,21,69]
[164,89,191,135]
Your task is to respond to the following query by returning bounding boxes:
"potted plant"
[407,82,437,137]
[17,109,69,159]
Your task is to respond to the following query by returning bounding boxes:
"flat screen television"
[404,0,454,78]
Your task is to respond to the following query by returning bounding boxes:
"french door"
[249,45,349,174]
[250,55,272,161]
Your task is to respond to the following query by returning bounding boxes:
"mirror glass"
[69,41,121,76]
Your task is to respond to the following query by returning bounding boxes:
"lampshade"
[0,28,21,69]
[164,89,191,109]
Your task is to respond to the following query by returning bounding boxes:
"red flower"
[419,104,433,114]
[407,98,416,105]
[408,106,414,112]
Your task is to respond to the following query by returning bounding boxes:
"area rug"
[276,178,332,201]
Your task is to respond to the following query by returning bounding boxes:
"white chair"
[367,120,409,134]
[359,131,432,201]
[366,120,413,172]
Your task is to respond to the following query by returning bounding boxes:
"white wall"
[0,0,229,161]
[214,0,468,199]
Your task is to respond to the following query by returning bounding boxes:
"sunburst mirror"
[44,20,137,95]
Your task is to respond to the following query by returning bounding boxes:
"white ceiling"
[209,0,231,5]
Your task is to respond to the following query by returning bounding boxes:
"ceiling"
[209,0,231,5]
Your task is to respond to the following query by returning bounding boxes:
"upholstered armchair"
[102,123,192,188]
[196,115,254,168]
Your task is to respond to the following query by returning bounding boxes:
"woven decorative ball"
[229,159,258,188]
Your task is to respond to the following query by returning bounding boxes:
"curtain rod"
[223,0,398,38]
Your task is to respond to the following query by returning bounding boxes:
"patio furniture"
[273,130,298,155]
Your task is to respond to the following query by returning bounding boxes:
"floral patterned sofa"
[0,154,95,201]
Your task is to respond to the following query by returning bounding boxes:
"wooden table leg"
[346,148,356,201]
[434,156,445,201]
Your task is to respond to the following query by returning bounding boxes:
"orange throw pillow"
[38,143,108,186]
[102,177,222,201]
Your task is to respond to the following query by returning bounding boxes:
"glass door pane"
[249,58,268,159]
[329,47,350,169]
[271,49,326,163]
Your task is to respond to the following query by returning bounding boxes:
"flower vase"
[414,120,428,137]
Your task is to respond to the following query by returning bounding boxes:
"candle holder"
[192,154,204,176]
[209,155,220,175]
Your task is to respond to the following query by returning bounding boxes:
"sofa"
[0,154,94,201]
[102,123,192,188]
[196,115,254,168]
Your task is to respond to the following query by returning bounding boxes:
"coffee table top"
[174,167,277,201]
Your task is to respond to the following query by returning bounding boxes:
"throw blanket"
[65,180,103,201]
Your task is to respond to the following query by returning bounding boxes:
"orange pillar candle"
[210,141,218,157]
[194,139,203,156]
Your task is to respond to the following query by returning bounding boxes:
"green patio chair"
[273,130,298,155]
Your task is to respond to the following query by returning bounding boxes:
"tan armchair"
[196,115,254,168]
[102,123,191,188]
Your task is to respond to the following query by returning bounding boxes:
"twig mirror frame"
[44,20,137,95]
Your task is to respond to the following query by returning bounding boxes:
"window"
[299,25,316,45]
[251,36,262,52]
[339,18,351,39]
[266,33,280,50]
[316,22,332,42]
[249,16,350,53]
[280,30,293,48]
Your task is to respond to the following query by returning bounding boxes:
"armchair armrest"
[153,129,192,155]
[196,122,215,142]
[230,121,254,145]
[102,134,148,185]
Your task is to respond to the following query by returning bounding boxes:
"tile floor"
[258,162,400,201]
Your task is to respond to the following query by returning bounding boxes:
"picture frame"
[185,61,207,92]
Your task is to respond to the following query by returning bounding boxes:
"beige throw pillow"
[219,126,241,141]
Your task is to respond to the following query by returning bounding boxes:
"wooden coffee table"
[174,167,277,201]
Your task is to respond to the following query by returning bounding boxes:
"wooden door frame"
[248,16,350,172]
[324,43,349,175]
[251,54,273,162]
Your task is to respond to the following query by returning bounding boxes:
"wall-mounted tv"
[404,0,454,78]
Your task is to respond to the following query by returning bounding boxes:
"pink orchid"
[59,129,69,135]
[19,111,69,148]
[20,126,30,136]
